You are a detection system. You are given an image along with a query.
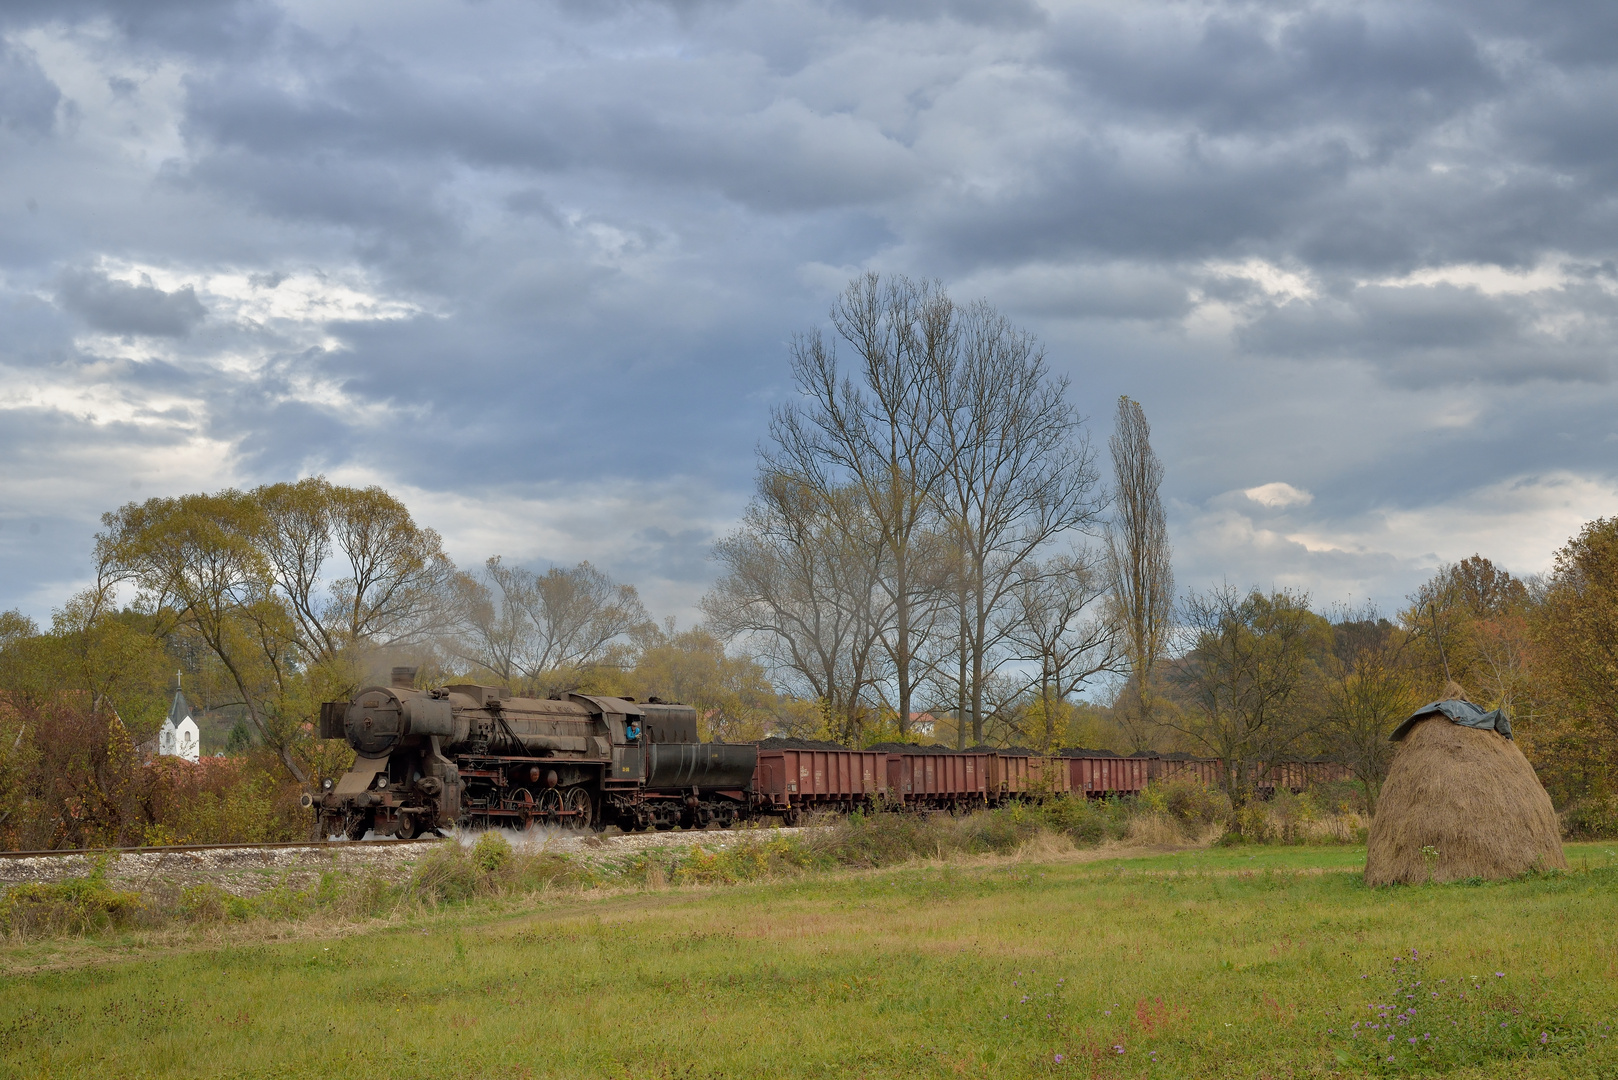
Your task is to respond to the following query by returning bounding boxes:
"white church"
[158,678,201,762]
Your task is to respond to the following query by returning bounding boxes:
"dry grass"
[1368,715,1568,885]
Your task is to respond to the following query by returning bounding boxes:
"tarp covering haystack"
[1366,688,1566,885]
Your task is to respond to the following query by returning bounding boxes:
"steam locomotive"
[308,668,756,838]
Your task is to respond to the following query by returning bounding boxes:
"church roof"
[168,689,193,726]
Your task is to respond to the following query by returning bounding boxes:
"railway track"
[0,837,444,861]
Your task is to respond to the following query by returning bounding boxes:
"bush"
[668,837,822,885]
[472,831,512,873]
[410,832,585,904]
[1038,795,1133,844]
[1158,779,1233,830]
[958,803,1046,854]
[0,860,145,937]
[1561,796,1618,839]
[811,811,956,867]
[1268,788,1320,843]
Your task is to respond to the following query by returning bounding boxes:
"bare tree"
[1004,551,1120,751]
[1106,396,1174,752]
[704,474,888,744]
[933,302,1103,745]
[255,477,455,677]
[767,273,956,738]
[450,559,650,695]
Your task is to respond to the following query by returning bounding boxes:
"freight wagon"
[1257,759,1353,792]
[1145,757,1222,787]
[1063,755,1149,796]
[883,751,993,811]
[989,754,1072,799]
[752,748,887,824]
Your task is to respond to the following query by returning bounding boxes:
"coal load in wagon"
[1366,690,1566,886]
[756,737,849,751]
[866,741,959,754]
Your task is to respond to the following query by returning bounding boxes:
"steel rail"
[0,837,445,860]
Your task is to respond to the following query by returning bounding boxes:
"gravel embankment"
[0,826,823,897]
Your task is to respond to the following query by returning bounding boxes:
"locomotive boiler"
[309,668,757,838]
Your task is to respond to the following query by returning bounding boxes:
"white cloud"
[1243,481,1313,509]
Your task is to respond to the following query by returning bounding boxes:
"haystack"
[1366,696,1565,885]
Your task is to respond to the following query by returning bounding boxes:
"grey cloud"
[964,264,1196,323]
[6,0,1618,625]
[0,0,283,61]
[1237,280,1618,385]
[831,0,1043,28]
[505,188,564,226]
[623,526,716,584]
[0,41,60,136]
[180,54,922,214]
[56,268,207,337]
[1049,5,1495,137]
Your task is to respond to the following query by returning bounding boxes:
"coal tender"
[310,667,756,838]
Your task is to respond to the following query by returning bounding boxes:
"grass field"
[4,842,1617,1079]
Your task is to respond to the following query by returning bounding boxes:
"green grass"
[4,844,1618,1079]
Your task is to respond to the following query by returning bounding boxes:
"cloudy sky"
[3,0,1616,626]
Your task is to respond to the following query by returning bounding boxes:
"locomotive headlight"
[322,778,335,791]
[375,774,389,789]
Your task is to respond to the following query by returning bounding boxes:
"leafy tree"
[1402,554,1531,698]
[1533,518,1618,801]
[1169,587,1330,805]
[95,490,310,781]
[1317,609,1417,815]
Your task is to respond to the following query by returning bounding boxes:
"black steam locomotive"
[308,668,756,838]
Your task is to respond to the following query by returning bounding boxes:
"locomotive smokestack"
[391,666,417,689]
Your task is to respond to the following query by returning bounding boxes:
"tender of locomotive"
[311,668,756,838]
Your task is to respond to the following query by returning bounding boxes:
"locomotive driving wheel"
[509,786,536,831]
[564,787,593,830]
[538,787,563,819]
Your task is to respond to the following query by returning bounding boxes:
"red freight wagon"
[990,755,1072,799]
[1147,757,1223,787]
[1258,760,1351,792]
[753,749,886,821]
[884,752,992,810]
[1066,756,1148,796]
